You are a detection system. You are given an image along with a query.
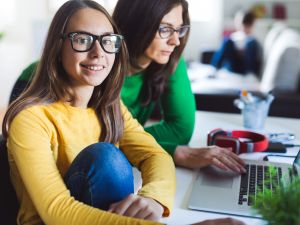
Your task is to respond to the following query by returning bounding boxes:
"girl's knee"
[84,143,131,168]
[81,142,133,181]
[67,142,133,181]
[65,143,134,209]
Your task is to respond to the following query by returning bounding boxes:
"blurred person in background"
[211,10,262,77]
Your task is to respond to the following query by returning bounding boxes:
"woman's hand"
[191,217,246,225]
[108,194,164,221]
[174,145,246,173]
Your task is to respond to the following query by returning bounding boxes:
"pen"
[240,90,254,104]
[266,154,296,158]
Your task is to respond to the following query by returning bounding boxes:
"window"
[48,0,117,13]
[0,0,16,30]
[187,0,216,22]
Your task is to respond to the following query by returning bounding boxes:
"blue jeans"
[211,37,261,76]
[64,143,134,210]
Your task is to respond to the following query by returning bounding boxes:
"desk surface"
[157,111,300,225]
[187,63,300,118]
[188,63,261,94]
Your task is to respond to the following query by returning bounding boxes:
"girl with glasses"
[11,0,245,175]
[2,0,175,224]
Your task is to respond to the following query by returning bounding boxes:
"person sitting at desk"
[211,10,262,77]
[9,0,245,174]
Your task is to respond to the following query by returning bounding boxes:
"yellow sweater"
[7,102,175,225]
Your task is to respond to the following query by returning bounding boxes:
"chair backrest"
[260,28,300,93]
[263,21,287,62]
[0,135,18,225]
[200,49,216,64]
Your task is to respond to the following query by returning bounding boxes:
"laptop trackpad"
[200,166,235,188]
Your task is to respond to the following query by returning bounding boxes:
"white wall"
[5,0,50,57]
[0,0,50,107]
[183,0,223,61]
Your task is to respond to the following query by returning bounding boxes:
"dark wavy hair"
[113,0,190,105]
[3,0,128,143]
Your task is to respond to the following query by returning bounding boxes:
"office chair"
[9,62,36,104]
[263,21,287,62]
[200,49,216,64]
[260,28,300,93]
[9,79,30,104]
[0,134,18,225]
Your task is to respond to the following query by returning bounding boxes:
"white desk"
[187,62,300,119]
[155,111,300,225]
[188,63,261,94]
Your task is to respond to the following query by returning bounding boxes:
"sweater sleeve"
[19,61,38,81]
[119,103,176,217]
[145,58,196,156]
[7,110,163,225]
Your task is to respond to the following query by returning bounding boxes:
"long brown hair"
[113,0,190,105]
[2,0,128,143]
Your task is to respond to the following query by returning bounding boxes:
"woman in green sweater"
[114,0,245,173]
[11,0,245,173]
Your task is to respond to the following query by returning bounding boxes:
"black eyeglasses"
[62,32,124,53]
[158,25,190,39]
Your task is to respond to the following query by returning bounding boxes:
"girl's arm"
[119,103,176,217]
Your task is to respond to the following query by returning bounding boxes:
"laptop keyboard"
[238,164,283,206]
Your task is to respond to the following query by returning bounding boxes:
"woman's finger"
[218,154,241,173]
[212,157,231,171]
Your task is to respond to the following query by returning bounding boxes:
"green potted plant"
[253,177,300,225]
[0,32,4,40]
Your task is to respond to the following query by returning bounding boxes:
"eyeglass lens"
[70,33,122,53]
[159,26,189,38]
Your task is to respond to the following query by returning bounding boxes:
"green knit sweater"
[16,58,196,156]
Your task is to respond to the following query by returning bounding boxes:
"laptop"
[188,149,300,218]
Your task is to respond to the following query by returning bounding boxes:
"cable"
[283,144,300,148]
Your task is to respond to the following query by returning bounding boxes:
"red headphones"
[207,128,269,154]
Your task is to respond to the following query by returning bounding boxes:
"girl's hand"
[108,194,164,221]
[174,145,246,173]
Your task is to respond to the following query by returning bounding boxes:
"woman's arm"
[9,61,38,103]
[145,58,196,156]
[144,59,245,172]
[173,145,246,173]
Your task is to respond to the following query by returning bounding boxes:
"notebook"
[188,150,300,218]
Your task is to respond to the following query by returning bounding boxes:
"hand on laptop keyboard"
[190,217,246,225]
[174,145,246,173]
